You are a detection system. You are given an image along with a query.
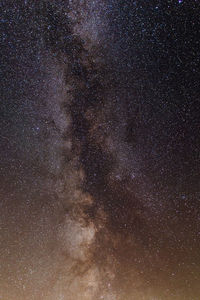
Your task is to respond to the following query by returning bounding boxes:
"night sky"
[1,1,200,299]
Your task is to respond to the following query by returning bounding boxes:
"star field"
[1,1,200,299]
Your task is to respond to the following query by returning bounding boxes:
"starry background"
[1,1,200,299]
